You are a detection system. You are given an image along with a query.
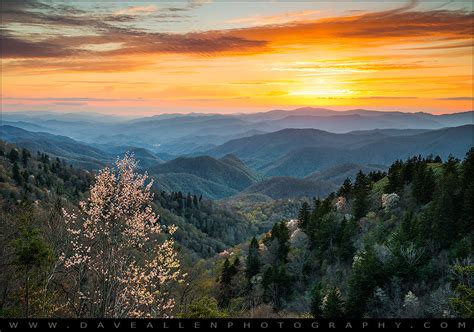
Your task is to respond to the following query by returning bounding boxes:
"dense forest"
[189,151,473,318]
[0,140,472,318]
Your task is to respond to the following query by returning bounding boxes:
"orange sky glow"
[1,0,473,115]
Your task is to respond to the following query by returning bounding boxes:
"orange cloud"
[1,1,472,114]
[224,9,323,26]
[114,5,157,16]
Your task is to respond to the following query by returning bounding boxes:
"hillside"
[242,176,337,199]
[0,141,264,261]
[208,125,474,177]
[148,155,260,199]
[0,125,164,170]
[207,128,385,168]
[306,163,387,185]
[0,125,109,169]
[202,151,474,318]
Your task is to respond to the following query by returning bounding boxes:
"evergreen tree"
[245,237,260,283]
[11,223,52,318]
[298,201,311,229]
[322,287,345,318]
[337,217,357,261]
[337,178,353,198]
[270,222,290,263]
[412,162,436,205]
[218,259,233,307]
[346,247,384,317]
[8,148,20,163]
[12,162,22,184]
[352,171,370,220]
[218,258,239,307]
[193,194,199,209]
[310,282,323,318]
[21,148,30,167]
[262,265,292,310]
[431,157,462,248]
[451,263,474,318]
[186,193,193,209]
[386,160,404,193]
[460,148,474,230]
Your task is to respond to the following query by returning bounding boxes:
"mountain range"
[2,108,472,155]
[1,108,472,199]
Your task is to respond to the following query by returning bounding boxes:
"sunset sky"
[1,0,473,115]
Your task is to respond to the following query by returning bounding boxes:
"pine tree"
[337,216,357,261]
[11,221,52,318]
[310,283,323,318]
[8,148,20,163]
[352,171,370,220]
[412,162,436,205]
[346,247,384,317]
[386,159,404,193]
[460,148,474,230]
[270,222,290,263]
[245,237,260,283]
[12,162,22,184]
[218,258,238,307]
[298,201,311,229]
[322,287,345,318]
[262,265,292,310]
[337,178,353,198]
[431,157,462,248]
[21,148,30,167]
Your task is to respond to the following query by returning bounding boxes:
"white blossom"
[61,154,183,318]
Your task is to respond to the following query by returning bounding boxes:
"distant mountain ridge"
[207,125,474,177]
[3,109,472,155]
[2,113,472,199]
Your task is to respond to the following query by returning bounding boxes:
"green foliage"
[322,287,345,318]
[461,148,474,230]
[298,201,311,229]
[337,178,353,198]
[352,170,370,220]
[270,221,290,263]
[1,139,473,319]
[262,265,292,310]
[346,247,385,317]
[245,237,260,282]
[450,263,474,318]
[412,162,436,205]
[218,258,240,307]
[337,217,357,261]
[11,226,52,273]
[310,283,323,318]
[179,297,228,318]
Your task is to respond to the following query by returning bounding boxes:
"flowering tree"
[60,154,183,318]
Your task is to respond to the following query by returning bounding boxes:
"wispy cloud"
[224,9,323,26]
[114,5,157,16]
[435,97,474,101]
[2,1,472,63]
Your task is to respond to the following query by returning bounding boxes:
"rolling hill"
[242,176,337,200]
[0,125,163,169]
[207,125,474,177]
[148,154,260,199]
[0,125,109,169]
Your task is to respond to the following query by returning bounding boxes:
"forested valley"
[0,140,472,318]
